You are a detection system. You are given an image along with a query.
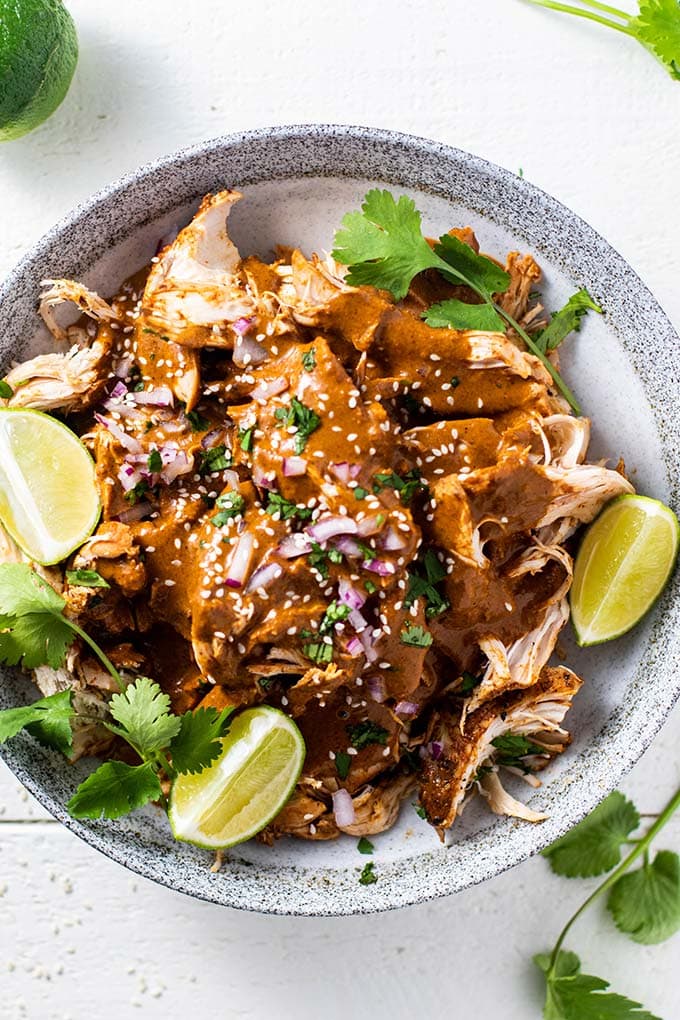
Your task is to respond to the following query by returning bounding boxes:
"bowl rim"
[1,122,679,916]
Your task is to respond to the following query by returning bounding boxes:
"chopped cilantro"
[359,861,378,885]
[400,625,433,648]
[302,640,333,665]
[66,569,110,589]
[413,802,427,820]
[404,549,450,619]
[211,491,245,526]
[373,469,427,504]
[353,487,367,500]
[308,543,342,579]
[458,671,481,694]
[319,601,351,634]
[346,720,389,750]
[301,347,316,371]
[238,425,255,453]
[186,410,210,432]
[335,751,351,780]
[147,449,162,474]
[0,380,13,399]
[265,492,313,522]
[199,444,231,474]
[450,376,460,388]
[124,480,150,505]
[364,580,377,594]
[357,837,374,855]
[491,734,546,769]
[275,398,321,454]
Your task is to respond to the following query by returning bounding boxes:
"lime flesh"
[0,408,100,564]
[571,494,680,646]
[169,707,306,849]
[0,0,78,141]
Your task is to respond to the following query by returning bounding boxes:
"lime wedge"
[169,707,305,849]
[571,494,680,646]
[0,408,100,565]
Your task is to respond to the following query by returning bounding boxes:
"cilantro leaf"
[534,950,661,1020]
[542,791,640,878]
[265,492,313,522]
[491,733,546,769]
[147,448,163,474]
[319,600,351,634]
[106,677,181,757]
[211,491,245,526]
[434,233,510,296]
[169,707,233,775]
[335,751,351,780]
[400,625,433,648]
[0,564,74,670]
[535,288,602,354]
[199,444,231,474]
[66,569,110,589]
[302,640,333,665]
[238,425,255,452]
[424,299,506,331]
[332,190,441,300]
[607,850,680,945]
[357,836,374,854]
[404,549,450,619]
[347,720,388,750]
[359,861,378,885]
[186,409,210,432]
[301,347,316,371]
[457,671,481,694]
[0,379,13,399]
[67,760,162,820]
[372,469,427,504]
[275,398,320,454]
[0,690,74,755]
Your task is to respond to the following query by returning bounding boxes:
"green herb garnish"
[357,837,374,854]
[346,720,389,750]
[66,569,110,589]
[0,380,13,399]
[404,549,450,619]
[535,288,603,353]
[211,491,245,526]
[239,425,255,452]
[373,469,427,504]
[400,625,433,648]
[359,861,378,885]
[302,640,333,665]
[147,449,162,474]
[124,480,151,505]
[491,733,545,770]
[265,492,313,522]
[275,397,321,454]
[199,444,231,474]
[301,347,316,371]
[319,600,351,634]
[353,487,367,500]
[335,751,351,780]
[457,671,481,694]
[186,409,210,432]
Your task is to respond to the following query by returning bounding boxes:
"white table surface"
[2,1,680,1017]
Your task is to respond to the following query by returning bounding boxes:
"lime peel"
[571,494,680,646]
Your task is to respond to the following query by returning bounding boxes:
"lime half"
[0,408,100,564]
[169,707,305,849]
[571,494,680,646]
[0,0,78,142]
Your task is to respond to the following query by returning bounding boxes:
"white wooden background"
[1,1,680,1017]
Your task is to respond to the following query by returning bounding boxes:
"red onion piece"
[366,676,387,703]
[223,469,240,492]
[431,741,443,760]
[348,608,367,632]
[233,316,254,337]
[338,578,366,610]
[109,380,128,399]
[251,376,288,402]
[277,534,313,559]
[282,456,307,477]
[359,627,379,663]
[334,536,361,557]
[356,515,384,538]
[225,532,254,588]
[246,562,282,593]
[102,398,146,420]
[94,413,143,455]
[117,462,144,492]
[332,788,355,828]
[201,428,224,449]
[395,701,419,716]
[159,448,193,484]
[113,357,133,380]
[346,636,364,658]
[233,331,268,368]
[306,515,358,543]
[131,386,174,407]
[382,526,407,551]
[329,462,361,485]
[363,559,396,576]
[117,502,154,523]
[252,466,275,490]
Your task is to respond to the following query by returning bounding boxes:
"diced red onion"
[252,466,275,490]
[131,386,174,407]
[102,398,146,420]
[117,462,144,492]
[233,316,254,336]
[113,357,133,380]
[346,636,364,658]
[366,676,387,703]
[332,788,355,827]
[348,608,367,632]
[363,559,396,576]
[338,578,366,610]
[233,331,268,368]
[277,534,313,559]
[223,469,240,492]
[251,376,288,401]
[395,701,419,716]
[109,380,128,399]
[116,502,154,523]
[282,456,307,477]
[201,428,224,449]
[306,515,358,543]
[94,413,143,455]
[225,532,254,588]
[334,536,361,557]
[159,448,193,484]
[329,462,362,484]
[246,562,282,593]
[356,515,384,538]
[359,627,379,663]
[382,526,408,551]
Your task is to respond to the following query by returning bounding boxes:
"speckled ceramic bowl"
[1,125,679,916]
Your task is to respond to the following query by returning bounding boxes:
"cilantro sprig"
[0,564,233,820]
[274,397,321,454]
[332,190,584,412]
[535,788,680,1018]
[524,0,680,81]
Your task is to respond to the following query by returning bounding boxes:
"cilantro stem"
[523,0,635,35]
[64,619,124,692]
[548,783,680,975]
